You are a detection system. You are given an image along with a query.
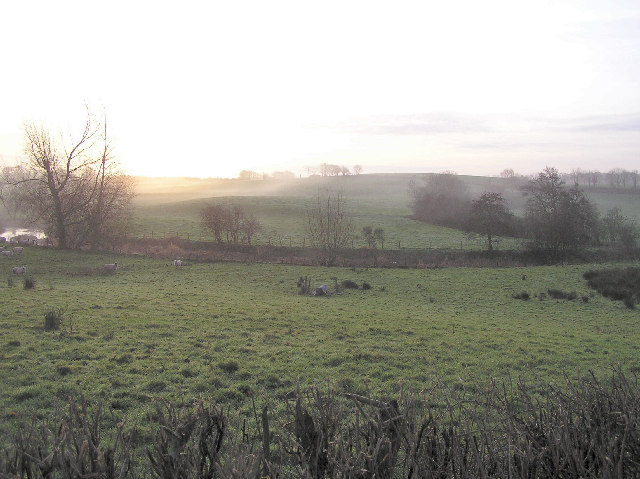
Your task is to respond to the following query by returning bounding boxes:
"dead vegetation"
[1,368,638,478]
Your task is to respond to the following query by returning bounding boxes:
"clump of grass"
[362,282,372,290]
[512,291,530,300]
[7,278,14,287]
[23,277,36,290]
[56,365,73,376]
[44,309,64,331]
[341,280,359,289]
[145,380,167,393]
[218,360,239,375]
[547,289,567,299]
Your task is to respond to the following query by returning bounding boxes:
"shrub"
[44,309,64,331]
[584,267,639,308]
[341,280,359,289]
[362,282,372,290]
[23,277,35,290]
[512,291,530,300]
[547,289,567,299]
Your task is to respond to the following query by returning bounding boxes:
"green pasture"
[131,174,639,251]
[1,246,638,427]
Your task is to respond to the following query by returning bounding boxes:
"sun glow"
[1,1,639,177]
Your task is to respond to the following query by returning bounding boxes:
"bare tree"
[241,214,262,245]
[353,165,363,175]
[201,204,227,243]
[306,190,354,264]
[201,203,262,245]
[0,111,134,249]
[374,227,385,249]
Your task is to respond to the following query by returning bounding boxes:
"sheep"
[104,262,118,272]
[12,265,26,275]
[13,247,23,254]
[173,259,183,267]
[1,250,13,257]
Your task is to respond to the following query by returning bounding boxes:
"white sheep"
[104,262,118,272]
[173,259,183,267]
[12,265,26,275]
[13,247,23,254]
[1,250,13,257]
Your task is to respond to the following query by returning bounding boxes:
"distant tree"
[201,204,226,243]
[306,190,354,264]
[499,168,515,179]
[225,204,244,243]
[340,166,350,176]
[630,170,639,189]
[410,172,470,229]
[373,227,385,249]
[602,208,638,250]
[466,192,513,251]
[201,203,262,245]
[241,213,262,245]
[0,110,134,249]
[524,167,598,253]
[327,164,342,177]
[238,170,261,180]
[353,165,363,175]
[362,226,374,247]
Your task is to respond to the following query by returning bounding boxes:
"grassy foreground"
[1,246,638,426]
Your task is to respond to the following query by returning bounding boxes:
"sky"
[1,0,639,178]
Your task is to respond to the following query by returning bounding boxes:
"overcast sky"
[1,0,638,178]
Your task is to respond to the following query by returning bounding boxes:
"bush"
[547,289,567,299]
[341,280,359,289]
[584,267,639,308]
[362,282,372,290]
[23,277,35,290]
[44,309,64,331]
[512,291,530,300]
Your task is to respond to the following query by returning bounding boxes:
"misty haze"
[1,1,640,477]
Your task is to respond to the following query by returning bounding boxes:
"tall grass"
[2,368,638,478]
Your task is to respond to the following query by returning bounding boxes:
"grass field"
[131,174,640,251]
[2,246,638,430]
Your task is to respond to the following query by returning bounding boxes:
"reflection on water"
[0,228,46,240]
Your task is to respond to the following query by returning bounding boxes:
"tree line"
[411,167,638,254]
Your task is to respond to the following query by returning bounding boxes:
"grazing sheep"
[12,265,26,275]
[13,247,23,254]
[173,259,183,267]
[1,250,13,257]
[104,262,118,272]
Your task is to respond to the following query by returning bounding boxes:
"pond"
[0,228,46,241]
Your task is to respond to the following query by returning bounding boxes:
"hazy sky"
[1,1,639,178]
